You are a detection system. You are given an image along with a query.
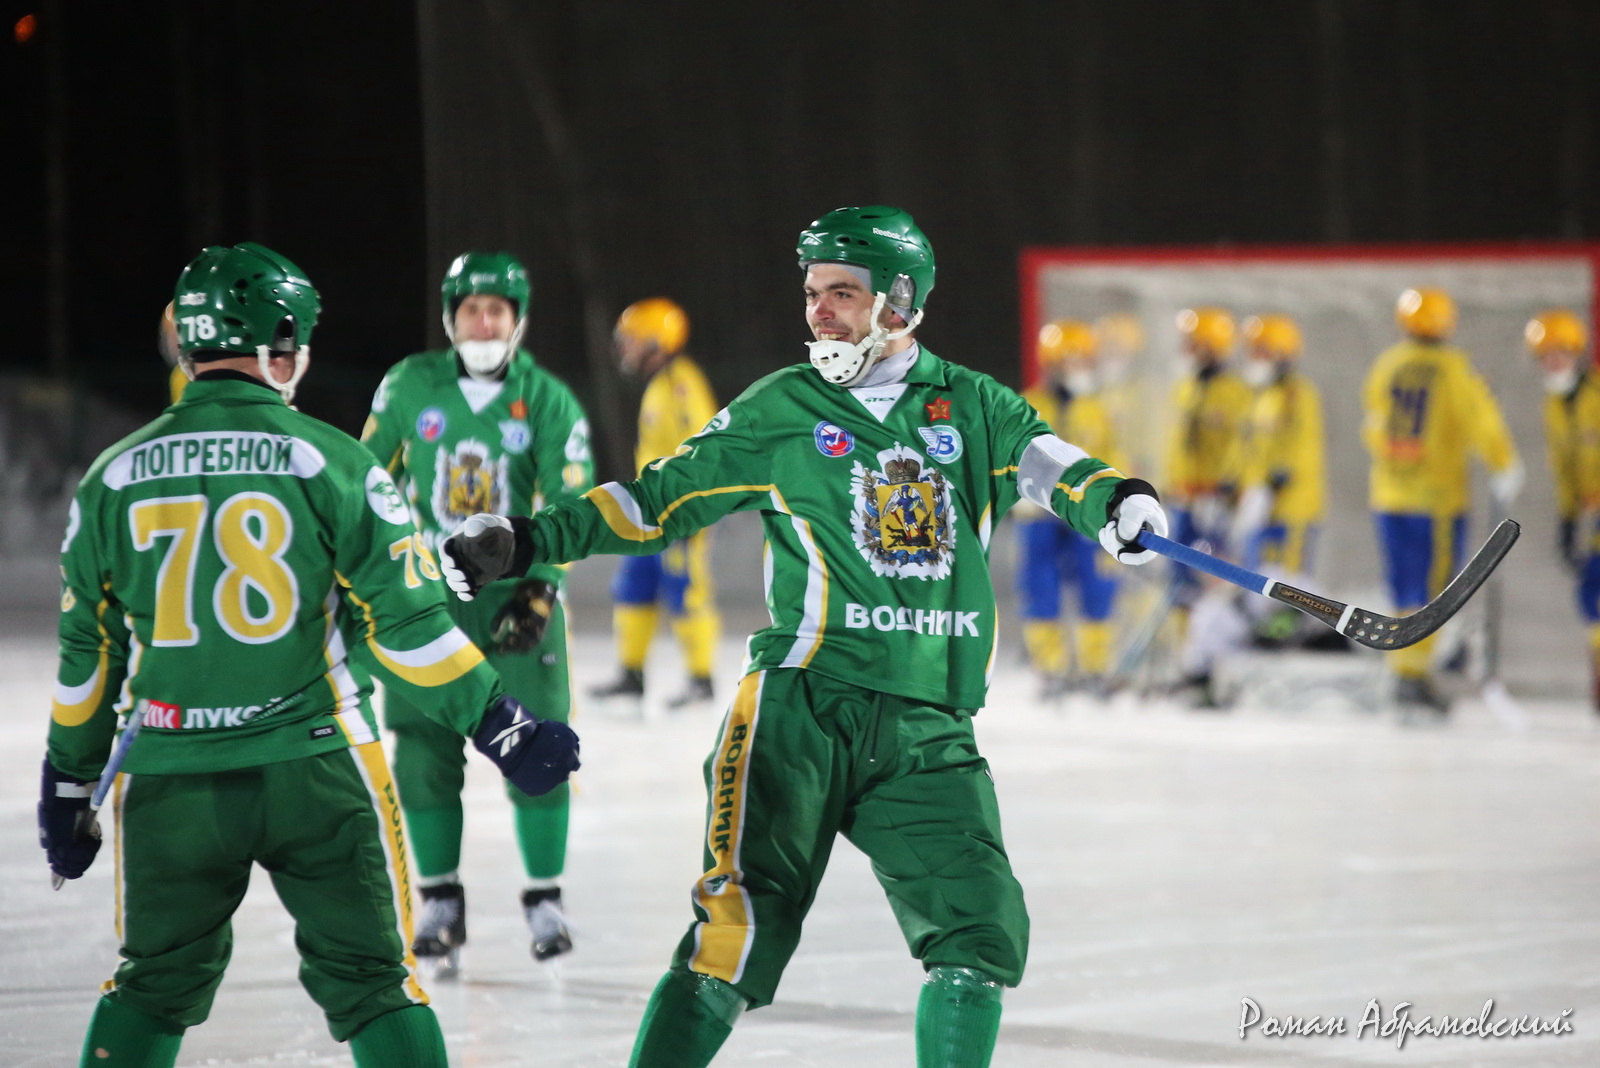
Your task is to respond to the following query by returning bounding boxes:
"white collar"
[851,343,920,390]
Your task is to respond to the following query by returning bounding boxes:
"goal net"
[1018,243,1600,700]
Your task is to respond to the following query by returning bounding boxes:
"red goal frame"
[1018,241,1600,387]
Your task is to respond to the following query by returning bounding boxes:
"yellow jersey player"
[1234,314,1325,575]
[590,298,723,709]
[1526,309,1600,710]
[1363,287,1521,716]
[1016,320,1123,695]
[1166,307,1253,602]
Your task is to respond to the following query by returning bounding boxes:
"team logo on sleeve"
[417,407,447,443]
[433,439,508,527]
[916,425,964,464]
[814,422,855,457]
[366,467,412,524]
[850,444,957,580]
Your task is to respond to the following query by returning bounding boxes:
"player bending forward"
[40,243,578,1067]
[440,206,1169,1068]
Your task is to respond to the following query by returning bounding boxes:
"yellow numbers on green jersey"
[388,532,441,589]
[130,492,301,646]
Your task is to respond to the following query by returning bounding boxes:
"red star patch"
[510,399,528,419]
[925,397,951,421]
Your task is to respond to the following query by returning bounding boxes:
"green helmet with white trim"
[172,242,320,401]
[796,205,935,315]
[440,251,530,379]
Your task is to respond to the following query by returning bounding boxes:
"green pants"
[106,744,426,1042]
[385,582,571,880]
[676,668,1029,1008]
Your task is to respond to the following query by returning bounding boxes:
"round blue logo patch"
[814,421,855,457]
[417,407,446,443]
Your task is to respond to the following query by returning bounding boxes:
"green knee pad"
[629,967,747,1068]
[349,1005,448,1068]
[79,996,184,1068]
[915,967,1004,1068]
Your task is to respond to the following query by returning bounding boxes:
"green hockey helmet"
[172,242,320,357]
[441,252,530,324]
[796,205,935,316]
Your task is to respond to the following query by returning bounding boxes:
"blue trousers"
[1016,518,1116,622]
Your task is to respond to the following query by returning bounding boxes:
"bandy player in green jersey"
[38,243,579,1067]
[362,252,594,973]
[440,207,1170,1068]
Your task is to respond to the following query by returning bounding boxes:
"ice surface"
[3,621,1599,1066]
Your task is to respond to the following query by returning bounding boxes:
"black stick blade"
[1334,519,1521,650]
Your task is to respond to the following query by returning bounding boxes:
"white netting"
[1026,251,1596,698]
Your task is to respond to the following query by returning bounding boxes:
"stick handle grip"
[1132,530,1271,596]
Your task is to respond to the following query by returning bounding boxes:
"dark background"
[6,0,1600,479]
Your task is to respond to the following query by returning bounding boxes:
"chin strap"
[256,346,310,404]
[807,292,924,387]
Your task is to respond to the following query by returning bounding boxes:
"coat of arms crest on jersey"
[434,439,509,528]
[850,444,957,580]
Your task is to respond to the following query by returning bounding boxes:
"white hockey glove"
[1098,479,1168,566]
[1489,459,1524,510]
[439,513,533,600]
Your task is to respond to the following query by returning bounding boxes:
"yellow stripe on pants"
[689,671,764,984]
[346,741,429,1005]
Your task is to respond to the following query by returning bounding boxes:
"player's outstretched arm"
[442,398,773,599]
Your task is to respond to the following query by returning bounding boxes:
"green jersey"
[526,347,1126,709]
[361,348,593,590]
[47,375,501,780]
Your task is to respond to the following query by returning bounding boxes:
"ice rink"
[3,564,1598,1066]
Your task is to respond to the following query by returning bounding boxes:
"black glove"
[1559,518,1581,574]
[491,580,557,654]
[440,514,535,600]
[38,759,101,881]
[473,695,580,797]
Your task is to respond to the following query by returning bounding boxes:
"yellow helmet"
[615,297,689,355]
[1037,319,1097,365]
[1241,314,1303,359]
[1396,287,1457,340]
[1524,308,1588,355]
[1094,312,1145,354]
[1175,306,1235,355]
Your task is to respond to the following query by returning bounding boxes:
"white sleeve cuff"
[1017,434,1089,510]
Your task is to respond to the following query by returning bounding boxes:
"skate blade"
[418,949,463,982]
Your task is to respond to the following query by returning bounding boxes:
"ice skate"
[522,887,573,967]
[589,668,646,717]
[1395,675,1450,724]
[665,675,715,710]
[413,883,466,980]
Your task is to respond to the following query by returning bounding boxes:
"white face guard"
[1241,357,1279,389]
[1544,364,1581,395]
[256,345,310,404]
[807,291,923,387]
[444,307,528,381]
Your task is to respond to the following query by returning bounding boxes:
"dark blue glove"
[473,696,579,797]
[38,759,100,881]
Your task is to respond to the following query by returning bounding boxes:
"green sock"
[79,996,184,1068]
[349,1005,448,1068]
[629,967,746,1068]
[512,786,569,879]
[404,806,464,877]
[915,967,1004,1068]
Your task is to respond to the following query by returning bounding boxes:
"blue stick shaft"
[88,705,145,811]
[1133,531,1271,596]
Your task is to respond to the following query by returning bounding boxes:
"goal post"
[1017,241,1600,698]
